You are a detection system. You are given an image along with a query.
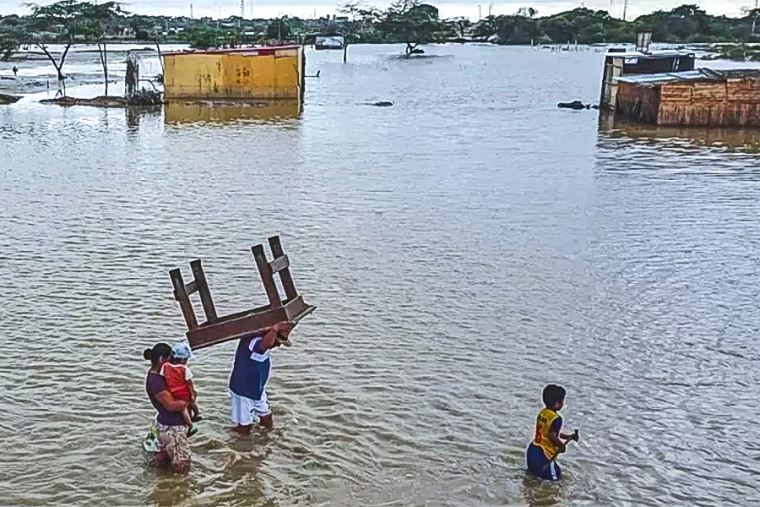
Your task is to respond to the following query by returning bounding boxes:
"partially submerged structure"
[170,236,315,350]
[614,68,760,127]
[162,46,305,102]
[600,50,696,110]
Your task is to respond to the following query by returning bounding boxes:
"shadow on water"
[597,111,760,153]
[164,100,302,125]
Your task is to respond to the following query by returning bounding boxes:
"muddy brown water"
[1,44,760,506]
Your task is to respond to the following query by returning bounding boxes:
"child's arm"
[548,431,567,454]
[548,417,567,453]
[184,367,196,399]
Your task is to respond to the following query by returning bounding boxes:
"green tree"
[0,29,20,61]
[339,2,380,62]
[380,0,448,56]
[447,16,471,40]
[184,26,225,49]
[472,15,498,41]
[266,16,291,42]
[81,2,126,96]
[27,0,123,96]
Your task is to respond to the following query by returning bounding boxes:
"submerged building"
[614,69,760,127]
[600,49,760,127]
[600,50,696,110]
[162,45,305,102]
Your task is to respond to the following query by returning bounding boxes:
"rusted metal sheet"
[614,82,661,124]
[691,83,727,102]
[617,70,760,127]
[659,84,693,102]
[170,236,316,350]
[658,102,760,127]
[727,81,760,103]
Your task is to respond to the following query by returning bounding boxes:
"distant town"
[1,0,760,60]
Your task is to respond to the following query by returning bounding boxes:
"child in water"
[160,341,202,436]
[526,384,578,481]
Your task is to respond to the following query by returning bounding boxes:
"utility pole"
[622,0,628,21]
[754,0,759,36]
[478,4,482,20]
[240,0,245,19]
[190,2,193,19]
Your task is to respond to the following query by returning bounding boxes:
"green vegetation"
[185,26,226,49]
[1,1,759,62]
[20,0,124,94]
[378,1,452,55]
[338,2,379,62]
[472,5,760,45]
[709,43,760,61]
[0,29,19,61]
[266,17,292,41]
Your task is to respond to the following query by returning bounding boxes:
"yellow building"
[162,45,305,101]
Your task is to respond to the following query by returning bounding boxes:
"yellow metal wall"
[163,48,303,100]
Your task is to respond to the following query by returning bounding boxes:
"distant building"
[315,35,344,50]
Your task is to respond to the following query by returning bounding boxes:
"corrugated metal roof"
[617,68,760,86]
[605,49,694,58]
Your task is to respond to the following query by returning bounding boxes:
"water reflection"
[165,100,302,125]
[126,106,162,130]
[598,111,760,152]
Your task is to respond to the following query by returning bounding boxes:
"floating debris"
[0,93,21,105]
[557,100,598,110]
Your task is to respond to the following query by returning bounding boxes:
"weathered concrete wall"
[163,46,303,101]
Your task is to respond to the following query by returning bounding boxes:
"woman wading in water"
[144,343,192,473]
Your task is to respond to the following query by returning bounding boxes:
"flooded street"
[2,44,760,505]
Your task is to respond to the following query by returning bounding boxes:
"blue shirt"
[229,336,270,400]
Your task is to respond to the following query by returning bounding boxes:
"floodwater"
[2,44,760,506]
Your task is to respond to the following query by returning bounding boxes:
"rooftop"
[606,49,695,59]
[164,45,301,57]
[617,68,760,86]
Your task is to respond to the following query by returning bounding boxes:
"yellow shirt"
[532,407,561,459]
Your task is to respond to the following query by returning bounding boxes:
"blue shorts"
[526,443,562,481]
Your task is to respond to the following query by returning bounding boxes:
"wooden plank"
[252,243,281,308]
[187,301,316,349]
[269,254,290,274]
[269,236,298,301]
[169,268,198,330]
[190,259,218,323]
[185,280,198,295]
